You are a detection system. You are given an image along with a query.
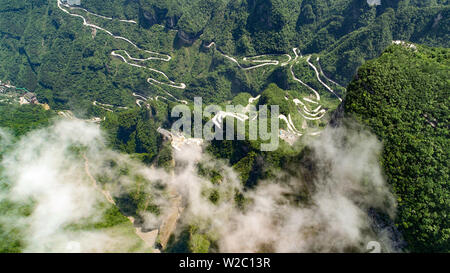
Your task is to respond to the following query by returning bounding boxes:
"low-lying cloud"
[0,119,398,253]
[0,121,144,252]
[167,125,397,252]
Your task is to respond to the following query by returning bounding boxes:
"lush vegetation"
[344,44,449,252]
[82,0,449,84]
[0,103,54,136]
[166,225,213,253]
[0,0,448,253]
[102,106,164,163]
[0,0,448,114]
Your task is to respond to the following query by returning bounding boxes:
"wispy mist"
[0,119,398,253]
[0,121,146,252]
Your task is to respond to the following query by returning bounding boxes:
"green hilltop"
[344,44,449,252]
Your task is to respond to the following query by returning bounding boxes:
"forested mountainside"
[0,0,448,254]
[0,0,448,112]
[1,44,448,253]
[97,0,450,83]
[344,44,449,252]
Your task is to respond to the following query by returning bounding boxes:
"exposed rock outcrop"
[176,29,200,45]
[139,5,176,29]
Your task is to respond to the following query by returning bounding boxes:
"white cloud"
[0,120,398,253]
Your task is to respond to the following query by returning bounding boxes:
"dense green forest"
[0,105,152,253]
[0,103,54,136]
[344,44,449,252]
[0,0,448,113]
[75,0,450,84]
[0,0,448,253]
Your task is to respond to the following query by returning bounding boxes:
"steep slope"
[82,0,449,84]
[1,0,447,113]
[344,44,449,252]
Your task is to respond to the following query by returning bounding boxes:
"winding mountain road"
[205,45,345,138]
[57,0,186,93]
[306,56,342,102]
[58,0,344,142]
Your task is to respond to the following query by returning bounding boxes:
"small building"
[65,0,81,5]
[22,92,39,104]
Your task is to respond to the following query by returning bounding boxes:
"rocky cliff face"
[247,0,286,32]
[139,8,158,27]
[329,100,346,128]
[139,5,178,29]
[176,29,199,45]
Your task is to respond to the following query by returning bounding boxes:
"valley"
[0,0,448,254]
